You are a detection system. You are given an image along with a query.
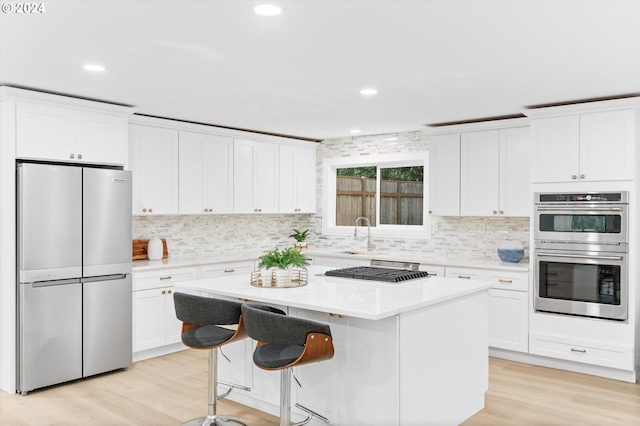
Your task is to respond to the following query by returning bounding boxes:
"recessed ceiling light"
[254,4,281,16]
[83,64,106,72]
[360,88,378,96]
[350,129,361,134]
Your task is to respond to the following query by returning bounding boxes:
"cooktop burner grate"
[324,266,430,283]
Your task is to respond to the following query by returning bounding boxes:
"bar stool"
[241,303,334,426]
[174,292,251,426]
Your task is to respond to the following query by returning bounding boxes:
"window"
[323,152,429,238]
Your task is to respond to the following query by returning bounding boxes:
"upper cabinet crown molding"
[424,117,529,136]
[128,114,319,148]
[0,86,136,116]
[523,96,640,118]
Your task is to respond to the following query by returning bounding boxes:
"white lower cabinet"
[132,266,198,358]
[529,332,634,371]
[199,260,254,279]
[446,267,529,353]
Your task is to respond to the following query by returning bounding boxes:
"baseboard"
[133,343,187,363]
[489,347,638,383]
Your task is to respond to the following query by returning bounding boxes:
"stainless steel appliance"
[533,192,629,321]
[325,260,429,283]
[17,162,132,394]
[534,192,628,244]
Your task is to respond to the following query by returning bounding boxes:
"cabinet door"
[499,127,531,217]
[428,134,460,216]
[279,145,316,213]
[579,110,635,182]
[75,111,127,165]
[530,116,580,183]
[488,289,528,352]
[199,261,254,279]
[179,131,234,214]
[129,125,179,215]
[234,139,279,214]
[255,142,279,213]
[233,139,257,213]
[460,130,499,216]
[165,288,190,345]
[133,288,166,352]
[16,101,75,162]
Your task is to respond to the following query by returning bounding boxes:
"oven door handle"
[536,252,624,261]
[535,206,622,212]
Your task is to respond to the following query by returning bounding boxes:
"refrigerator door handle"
[31,278,82,288]
[82,274,128,283]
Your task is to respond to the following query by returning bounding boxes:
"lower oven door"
[534,245,628,321]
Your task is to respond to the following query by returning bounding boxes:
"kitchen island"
[176,266,490,426]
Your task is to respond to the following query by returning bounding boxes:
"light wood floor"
[1,350,639,425]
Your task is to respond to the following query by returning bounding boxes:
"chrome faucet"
[354,216,372,252]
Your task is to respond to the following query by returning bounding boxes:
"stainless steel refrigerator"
[17,162,132,394]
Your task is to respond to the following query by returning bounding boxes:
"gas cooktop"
[324,266,430,283]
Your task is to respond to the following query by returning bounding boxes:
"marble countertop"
[175,266,491,320]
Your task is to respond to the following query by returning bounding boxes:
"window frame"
[322,152,429,238]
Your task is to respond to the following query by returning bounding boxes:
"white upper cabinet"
[233,139,279,214]
[279,144,316,213]
[461,127,530,217]
[179,131,234,214]
[528,101,638,183]
[460,130,500,216]
[428,133,460,216]
[499,127,531,217]
[16,100,128,166]
[431,121,530,218]
[129,125,179,215]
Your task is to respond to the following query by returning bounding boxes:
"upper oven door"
[534,204,627,244]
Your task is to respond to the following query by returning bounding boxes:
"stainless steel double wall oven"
[534,192,629,321]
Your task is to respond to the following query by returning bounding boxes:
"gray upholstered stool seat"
[174,292,250,426]
[241,303,334,426]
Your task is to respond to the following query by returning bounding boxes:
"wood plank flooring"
[1,350,639,425]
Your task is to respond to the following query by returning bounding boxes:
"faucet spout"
[354,216,372,252]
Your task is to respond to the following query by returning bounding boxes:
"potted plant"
[258,247,310,287]
[290,228,310,250]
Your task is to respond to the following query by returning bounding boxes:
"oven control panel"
[536,192,627,204]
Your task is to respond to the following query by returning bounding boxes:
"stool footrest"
[216,380,251,400]
[294,403,330,425]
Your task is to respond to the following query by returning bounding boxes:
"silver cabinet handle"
[498,279,513,284]
[457,275,471,279]
[571,348,586,353]
[536,252,623,261]
[224,269,235,273]
[159,276,172,280]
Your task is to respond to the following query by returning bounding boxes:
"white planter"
[273,268,292,287]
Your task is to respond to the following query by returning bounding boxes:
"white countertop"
[175,266,491,320]
[131,249,529,272]
[132,253,261,271]
[305,249,530,272]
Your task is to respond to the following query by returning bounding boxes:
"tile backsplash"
[132,129,530,262]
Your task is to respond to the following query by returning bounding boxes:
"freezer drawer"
[18,281,82,394]
[83,275,132,377]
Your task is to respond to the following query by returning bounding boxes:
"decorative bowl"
[497,248,524,263]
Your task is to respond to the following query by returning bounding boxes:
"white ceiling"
[2,0,640,141]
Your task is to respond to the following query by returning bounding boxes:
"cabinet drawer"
[529,332,634,370]
[133,267,198,291]
[485,271,528,292]
[419,264,445,277]
[445,267,485,281]
[199,261,254,279]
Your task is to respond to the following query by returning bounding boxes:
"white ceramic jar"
[147,237,163,260]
